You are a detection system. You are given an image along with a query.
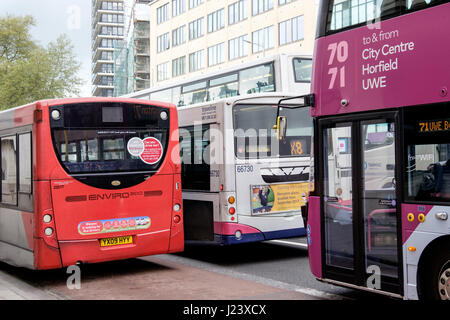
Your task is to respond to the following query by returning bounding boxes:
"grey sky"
[0,0,92,96]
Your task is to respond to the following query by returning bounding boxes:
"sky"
[0,0,92,96]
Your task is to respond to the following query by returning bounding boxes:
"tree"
[0,15,83,110]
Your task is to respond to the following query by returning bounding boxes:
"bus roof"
[0,97,177,114]
[123,53,312,99]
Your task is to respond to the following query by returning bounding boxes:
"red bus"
[0,98,183,270]
[275,0,450,299]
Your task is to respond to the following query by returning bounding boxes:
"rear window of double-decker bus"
[233,104,312,159]
[50,103,169,174]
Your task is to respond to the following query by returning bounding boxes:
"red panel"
[33,238,62,270]
[58,230,171,266]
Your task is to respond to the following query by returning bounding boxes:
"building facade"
[91,0,126,97]
[114,1,151,96]
[149,0,318,88]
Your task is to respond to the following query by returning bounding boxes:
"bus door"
[320,112,402,295]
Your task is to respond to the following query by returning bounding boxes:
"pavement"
[0,268,59,300]
[0,256,323,300]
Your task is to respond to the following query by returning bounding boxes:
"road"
[0,236,393,302]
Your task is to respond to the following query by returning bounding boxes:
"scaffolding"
[112,1,151,96]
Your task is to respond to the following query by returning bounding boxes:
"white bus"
[177,93,312,244]
[125,53,313,244]
[123,53,312,107]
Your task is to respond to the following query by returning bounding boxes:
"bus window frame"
[233,102,313,160]
[318,0,449,38]
[0,125,33,212]
[150,61,277,107]
[292,58,312,83]
[402,103,450,205]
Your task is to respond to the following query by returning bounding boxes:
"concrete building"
[91,0,126,97]
[148,0,318,88]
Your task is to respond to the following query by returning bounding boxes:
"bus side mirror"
[274,116,287,141]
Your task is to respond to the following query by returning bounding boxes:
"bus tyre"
[421,251,450,300]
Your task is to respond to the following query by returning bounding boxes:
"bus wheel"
[421,252,450,300]
[437,260,450,300]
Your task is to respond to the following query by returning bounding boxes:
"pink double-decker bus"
[276,0,450,299]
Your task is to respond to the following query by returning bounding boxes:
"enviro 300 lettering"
[88,192,143,201]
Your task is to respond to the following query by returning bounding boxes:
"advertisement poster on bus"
[251,183,309,215]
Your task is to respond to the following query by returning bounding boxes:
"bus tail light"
[173,215,181,224]
[228,196,235,204]
[44,228,54,236]
[229,207,236,215]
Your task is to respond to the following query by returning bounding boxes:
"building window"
[189,0,204,9]
[207,8,225,33]
[157,3,170,24]
[189,17,204,40]
[279,15,304,46]
[157,61,170,81]
[100,38,114,48]
[189,49,205,72]
[100,13,124,23]
[278,0,294,5]
[229,0,248,25]
[101,1,124,11]
[251,25,274,53]
[172,25,186,47]
[252,0,274,16]
[100,51,113,61]
[172,56,186,77]
[229,34,249,60]
[208,42,225,67]
[157,32,170,53]
[172,0,186,17]
[101,76,114,86]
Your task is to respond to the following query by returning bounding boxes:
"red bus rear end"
[0,97,183,270]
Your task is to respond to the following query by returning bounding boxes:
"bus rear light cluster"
[229,207,235,215]
[44,228,54,236]
[173,215,181,224]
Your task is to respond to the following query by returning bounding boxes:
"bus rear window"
[233,104,313,159]
[53,130,168,174]
[50,102,170,175]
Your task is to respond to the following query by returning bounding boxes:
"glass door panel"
[323,125,354,270]
[361,121,399,280]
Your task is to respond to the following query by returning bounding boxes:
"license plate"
[100,236,133,247]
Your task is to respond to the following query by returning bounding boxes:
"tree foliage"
[0,15,83,110]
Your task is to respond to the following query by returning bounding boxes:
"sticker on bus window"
[127,137,145,157]
[140,137,163,164]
